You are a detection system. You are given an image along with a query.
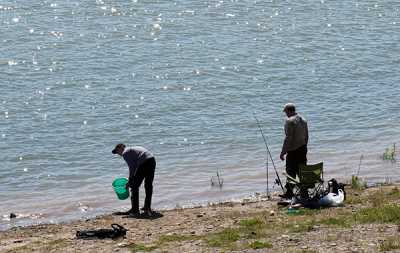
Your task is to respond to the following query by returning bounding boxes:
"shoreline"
[0,190,273,232]
[1,178,391,232]
[2,183,400,252]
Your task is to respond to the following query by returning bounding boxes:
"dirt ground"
[2,185,400,253]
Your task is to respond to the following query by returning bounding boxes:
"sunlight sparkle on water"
[153,23,162,30]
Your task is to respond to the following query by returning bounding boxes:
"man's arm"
[280,120,294,160]
[127,166,138,188]
[304,121,309,145]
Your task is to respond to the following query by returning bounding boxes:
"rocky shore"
[2,184,400,253]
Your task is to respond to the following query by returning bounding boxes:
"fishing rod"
[252,111,285,192]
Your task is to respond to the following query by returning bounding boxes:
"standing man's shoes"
[127,212,141,218]
[143,210,153,218]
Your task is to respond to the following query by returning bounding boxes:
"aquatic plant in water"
[351,175,367,190]
[382,143,396,162]
[211,170,224,188]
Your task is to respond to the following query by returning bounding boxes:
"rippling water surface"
[1,0,399,230]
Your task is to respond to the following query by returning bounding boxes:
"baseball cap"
[283,103,296,112]
[112,143,125,154]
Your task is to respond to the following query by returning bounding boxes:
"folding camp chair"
[285,162,324,202]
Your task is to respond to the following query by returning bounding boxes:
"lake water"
[1,0,399,230]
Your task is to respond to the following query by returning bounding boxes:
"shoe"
[140,207,153,217]
[127,212,141,218]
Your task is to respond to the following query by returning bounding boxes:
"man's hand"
[280,152,285,161]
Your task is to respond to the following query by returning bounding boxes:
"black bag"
[76,224,127,240]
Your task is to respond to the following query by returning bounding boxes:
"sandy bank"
[2,184,400,253]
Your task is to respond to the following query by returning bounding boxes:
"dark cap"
[283,103,296,112]
[112,143,125,154]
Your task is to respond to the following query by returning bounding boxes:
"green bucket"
[112,178,129,200]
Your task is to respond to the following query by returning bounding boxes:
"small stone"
[147,233,152,236]
[10,213,17,219]
[13,240,23,243]
[330,243,337,246]
[196,214,203,218]
[269,210,275,216]
[190,231,196,235]
[117,242,128,247]
[301,246,308,249]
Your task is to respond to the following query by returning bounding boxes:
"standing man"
[112,143,156,217]
[279,103,309,199]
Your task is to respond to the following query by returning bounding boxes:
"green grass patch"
[129,243,158,252]
[239,217,266,238]
[286,220,316,233]
[388,187,400,197]
[158,234,200,244]
[369,190,386,207]
[4,239,69,253]
[354,204,400,224]
[206,228,240,248]
[239,218,263,228]
[379,236,400,251]
[247,240,272,249]
[299,208,321,216]
[319,217,350,228]
[345,193,363,205]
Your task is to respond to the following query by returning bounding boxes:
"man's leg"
[143,158,156,211]
[284,151,297,198]
[295,145,308,198]
[130,169,145,214]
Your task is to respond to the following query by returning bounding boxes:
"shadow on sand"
[122,211,164,220]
